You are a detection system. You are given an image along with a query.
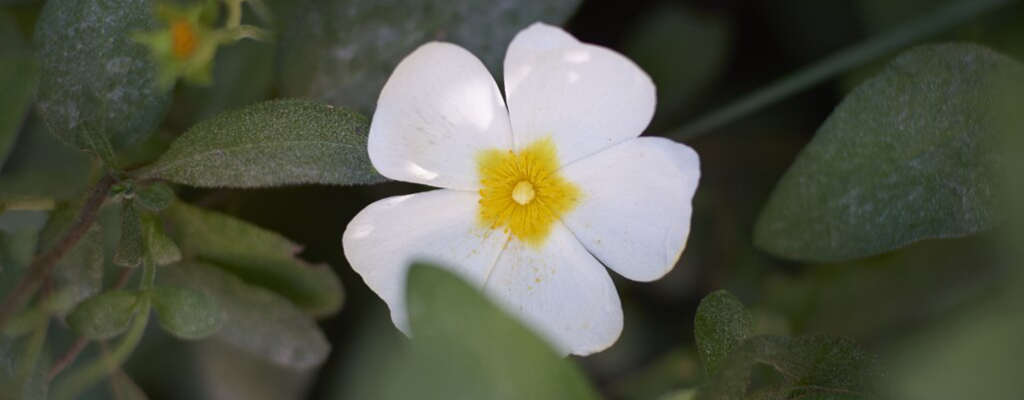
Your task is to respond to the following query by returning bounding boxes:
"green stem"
[667,0,1018,141]
[140,257,157,290]
[51,300,151,400]
[225,0,243,28]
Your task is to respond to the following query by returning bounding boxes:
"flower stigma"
[511,181,536,205]
[477,137,581,246]
[170,19,199,60]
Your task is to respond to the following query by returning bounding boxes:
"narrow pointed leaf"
[114,201,144,267]
[136,99,382,188]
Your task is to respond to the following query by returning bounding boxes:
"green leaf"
[161,262,330,368]
[0,55,37,167]
[698,334,882,400]
[135,182,174,211]
[113,201,144,267]
[695,291,754,377]
[136,99,382,187]
[150,285,222,340]
[163,201,343,317]
[141,212,180,266]
[277,0,581,113]
[33,0,171,163]
[383,264,599,400]
[755,44,1024,262]
[66,290,143,340]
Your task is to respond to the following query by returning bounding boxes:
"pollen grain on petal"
[476,137,580,246]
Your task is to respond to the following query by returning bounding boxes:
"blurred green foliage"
[1,0,1024,399]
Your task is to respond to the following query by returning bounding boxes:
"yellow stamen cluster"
[477,138,581,245]
[170,19,199,60]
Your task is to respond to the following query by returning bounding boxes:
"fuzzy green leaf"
[136,182,174,211]
[755,44,1024,262]
[697,334,882,400]
[136,99,382,188]
[141,212,180,266]
[66,290,143,340]
[164,201,343,317]
[113,201,144,267]
[33,0,170,163]
[0,55,37,167]
[277,0,581,113]
[695,291,753,377]
[383,264,599,400]
[162,262,330,368]
[151,285,222,340]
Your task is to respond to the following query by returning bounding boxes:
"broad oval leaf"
[383,264,599,400]
[151,285,222,340]
[136,99,383,188]
[66,290,143,340]
[277,0,581,113]
[755,44,1024,262]
[33,0,170,162]
[163,201,343,317]
[694,290,753,377]
[161,262,331,368]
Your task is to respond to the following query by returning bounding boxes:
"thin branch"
[0,174,118,330]
[48,338,88,382]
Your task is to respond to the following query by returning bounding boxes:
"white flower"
[343,23,700,356]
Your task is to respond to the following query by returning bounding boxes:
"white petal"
[504,23,656,167]
[561,137,700,282]
[483,222,623,356]
[343,189,510,333]
[370,42,513,190]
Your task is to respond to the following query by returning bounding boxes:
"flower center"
[477,137,580,246]
[511,181,536,205]
[170,19,199,60]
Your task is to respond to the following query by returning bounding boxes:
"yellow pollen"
[170,19,198,60]
[511,181,536,205]
[477,137,580,246]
